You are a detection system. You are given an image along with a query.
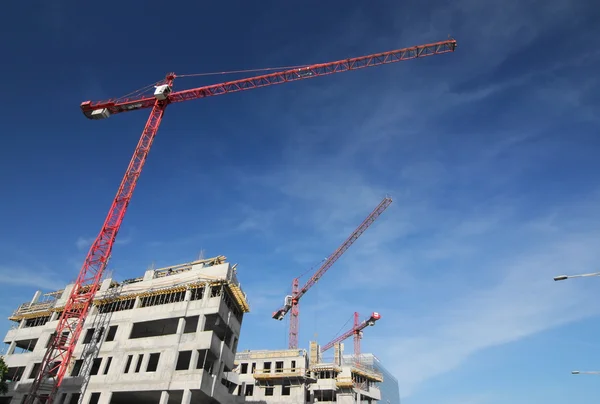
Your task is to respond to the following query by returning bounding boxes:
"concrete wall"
[2,262,245,404]
[233,350,309,403]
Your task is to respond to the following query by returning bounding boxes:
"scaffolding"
[253,367,314,389]
[350,364,384,383]
[7,255,250,323]
[342,357,384,382]
[335,377,354,388]
[9,290,62,321]
[310,363,342,373]
[152,255,227,278]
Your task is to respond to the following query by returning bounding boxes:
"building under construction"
[227,343,387,404]
[1,256,249,404]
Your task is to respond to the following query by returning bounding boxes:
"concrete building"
[228,343,384,404]
[1,256,250,404]
[343,354,400,404]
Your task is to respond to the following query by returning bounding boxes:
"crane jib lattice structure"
[272,197,392,349]
[321,312,381,357]
[26,38,457,403]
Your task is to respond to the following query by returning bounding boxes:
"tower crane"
[320,312,381,359]
[272,197,392,349]
[27,38,457,403]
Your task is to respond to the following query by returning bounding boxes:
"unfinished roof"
[9,255,249,321]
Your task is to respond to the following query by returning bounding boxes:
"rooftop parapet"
[9,255,249,321]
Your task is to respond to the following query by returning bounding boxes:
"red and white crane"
[320,312,381,359]
[272,197,392,349]
[27,38,457,403]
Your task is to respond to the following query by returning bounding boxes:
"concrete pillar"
[196,314,205,333]
[140,353,150,373]
[56,285,75,306]
[190,349,200,371]
[143,269,155,281]
[134,296,142,309]
[181,389,192,404]
[7,341,16,355]
[159,391,170,404]
[63,393,73,404]
[98,392,112,404]
[99,278,113,292]
[81,390,93,404]
[184,289,192,301]
[30,291,42,304]
[177,318,186,335]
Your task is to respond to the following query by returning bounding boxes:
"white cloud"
[0,265,66,291]
[373,225,600,396]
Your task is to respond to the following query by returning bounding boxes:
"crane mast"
[273,197,392,349]
[28,38,457,403]
[25,85,172,404]
[320,312,381,356]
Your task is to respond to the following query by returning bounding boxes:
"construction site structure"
[272,198,392,350]
[227,344,390,404]
[2,256,249,404]
[342,354,400,404]
[320,312,381,358]
[28,38,457,403]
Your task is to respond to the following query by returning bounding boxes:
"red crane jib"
[28,38,456,403]
[80,39,456,118]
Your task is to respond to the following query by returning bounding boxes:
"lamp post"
[553,272,600,281]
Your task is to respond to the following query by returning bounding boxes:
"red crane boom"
[272,197,392,349]
[320,312,381,356]
[28,38,457,403]
[80,38,456,118]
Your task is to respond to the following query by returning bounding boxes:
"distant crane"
[273,197,392,349]
[321,312,381,359]
[27,38,457,403]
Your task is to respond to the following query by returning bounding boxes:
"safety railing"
[253,368,310,380]
[236,349,306,360]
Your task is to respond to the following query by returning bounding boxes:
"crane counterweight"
[91,108,111,119]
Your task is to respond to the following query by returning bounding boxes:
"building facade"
[343,354,400,404]
[228,346,384,404]
[1,256,249,404]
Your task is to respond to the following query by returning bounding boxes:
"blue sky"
[1,0,599,403]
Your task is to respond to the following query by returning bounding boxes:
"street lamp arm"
[572,370,600,375]
[554,272,600,281]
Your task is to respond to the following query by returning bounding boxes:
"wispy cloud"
[371,218,600,395]
[0,265,66,291]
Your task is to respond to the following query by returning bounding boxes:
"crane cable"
[115,63,312,104]
[175,63,311,79]
[331,313,354,340]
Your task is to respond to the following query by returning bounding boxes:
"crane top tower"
[27,38,457,403]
